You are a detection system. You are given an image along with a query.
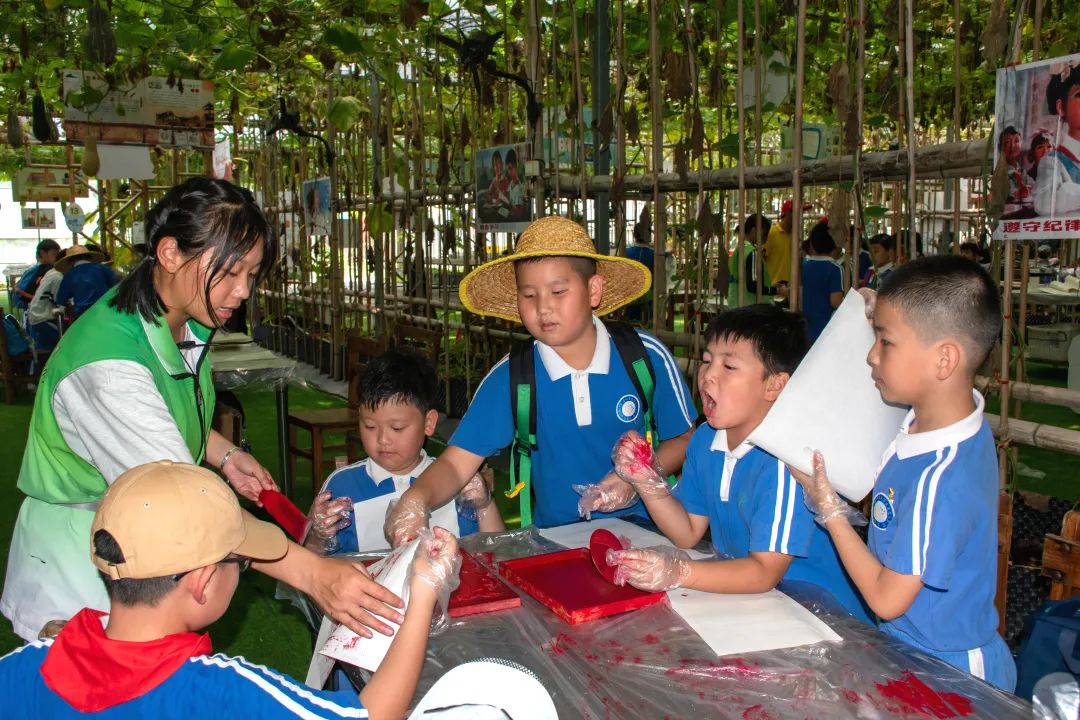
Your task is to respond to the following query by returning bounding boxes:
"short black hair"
[93,529,178,607]
[959,241,985,260]
[742,213,772,237]
[808,221,836,254]
[704,304,809,377]
[357,349,438,413]
[997,125,1020,150]
[514,255,597,282]
[506,148,517,166]
[868,232,893,250]
[878,255,1001,368]
[892,229,923,257]
[36,239,60,257]
[111,177,276,325]
[1047,62,1080,115]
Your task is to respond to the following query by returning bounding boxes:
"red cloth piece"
[40,608,212,712]
[259,489,309,541]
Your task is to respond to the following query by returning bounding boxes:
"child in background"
[607,305,869,622]
[727,213,781,308]
[54,244,120,319]
[800,221,844,343]
[385,215,695,542]
[305,349,504,555]
[0,461,461,719]
[793,255,1016,691]
[26,248,67,352]
[13,239,61,311]
[864,233,896,290]
[1034,59,1080,216]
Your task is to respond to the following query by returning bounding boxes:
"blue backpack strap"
[507,338,536,527]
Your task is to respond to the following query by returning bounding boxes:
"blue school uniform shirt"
[451,316,695,528]
[673,425,870,622]
[625,244,655,274]
[321,450,476,554]
[800,256,843,342]
[56,263,119,317]
[0,640,368,719]
[869,391,1000,653]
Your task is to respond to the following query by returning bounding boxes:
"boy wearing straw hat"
[385,215,695,542]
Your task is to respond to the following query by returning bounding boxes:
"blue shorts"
[883,625,1017,692]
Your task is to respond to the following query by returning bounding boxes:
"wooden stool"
[285,407,357,494]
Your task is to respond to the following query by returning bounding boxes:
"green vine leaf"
[326,96,365,132]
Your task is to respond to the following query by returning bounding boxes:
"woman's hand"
[310,556,406,638]
[221,450,277,504]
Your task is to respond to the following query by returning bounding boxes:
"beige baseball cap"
[91,461,289,580]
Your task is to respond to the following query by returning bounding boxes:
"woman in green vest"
[2,178,404,642]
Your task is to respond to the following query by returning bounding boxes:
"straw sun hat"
[458,216,652,324]
[54,244,107,274]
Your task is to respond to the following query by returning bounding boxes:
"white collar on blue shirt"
[893,390,985,460]
[709,427,755,459]
[536,315,611,380]
[366,449,434,485]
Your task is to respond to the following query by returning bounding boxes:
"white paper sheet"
[538,518,712,560]
[667,588,841,657]
[319,537,421,672]
[97,144,156,180]
[351,494,460,553]
[747,289,909,501]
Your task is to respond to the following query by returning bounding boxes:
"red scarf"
[40,608,212,712]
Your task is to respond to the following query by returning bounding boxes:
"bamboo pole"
[736,0,747,308]
[951,0,962,254]
[789,0,808,312]
[527,0,544,218]
[753,0,764,304]
[613,0,627,254]
[570,5,588,217]
[904,0,917,260]
[649,0,666,332]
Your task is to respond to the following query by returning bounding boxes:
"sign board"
[62,70,214,149]
[12,167,89,202]
[21,208,57,230]
[476,143,532,233]
[994,52,1080,239]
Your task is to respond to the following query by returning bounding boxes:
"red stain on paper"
[643,634,659,645]
[842,689,860,704]
[874,673,973,718]
[741,705,778,720]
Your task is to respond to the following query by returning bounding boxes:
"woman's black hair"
[111,177,276,325]
[1047,63,1080,116]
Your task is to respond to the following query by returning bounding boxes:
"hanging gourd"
[83,4,117,66]
[31,92,57,142]
[6,107,23,148]
[82,137,100,177]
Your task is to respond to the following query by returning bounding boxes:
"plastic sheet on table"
[319,530,1031,718]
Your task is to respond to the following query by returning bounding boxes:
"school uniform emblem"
[615,394,640,423]
[871,490,895,530]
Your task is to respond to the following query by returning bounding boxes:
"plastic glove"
[409,526,462,634]
[307,492,353,553]
[573,473,638,520]
[607,546,692,592]
[384,491,430,548]
[789,451,867,527]
[457,467,495,521]
[611,431,671,499]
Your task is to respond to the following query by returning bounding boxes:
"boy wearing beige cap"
[0,460,460,719]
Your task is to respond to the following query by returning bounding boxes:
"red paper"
[259,490,308,542]
[500,548,665,624]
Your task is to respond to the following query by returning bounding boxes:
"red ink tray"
[448,550,521,618]
[499,548,666,624]
[362,550,521,618]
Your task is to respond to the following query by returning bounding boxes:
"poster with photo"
[475,143,532,233]
[62,70,215,149]
[21,208,56,230]
[994,53,1080,240]
[302,177,333,236]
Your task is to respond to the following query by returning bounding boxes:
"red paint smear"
[842,689,860,704]
[643,634,660,645]
[632,656,642,664]
[448,550,521,617]
[874,673,974,718]
[742,705,778,720]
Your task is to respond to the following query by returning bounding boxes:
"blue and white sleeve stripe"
[910,447,956,576]
[638,333,694,428]
[768,462,797,555]
[193,654,368,718]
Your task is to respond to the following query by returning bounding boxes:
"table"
[210,332,297,496]
[312,527,1031,719]
[1012,287,1080,308]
